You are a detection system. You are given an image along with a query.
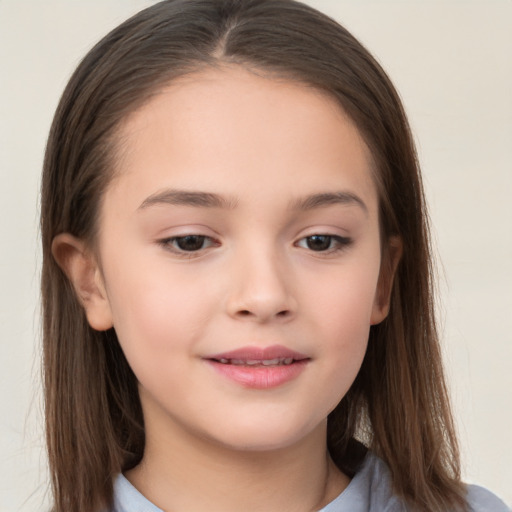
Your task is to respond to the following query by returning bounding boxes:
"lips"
[204,345,310,389]
[207,345,309,364]
[217,357,295,366]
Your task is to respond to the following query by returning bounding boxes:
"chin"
[204,416,324,453]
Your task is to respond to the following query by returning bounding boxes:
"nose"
[225,246,297,323]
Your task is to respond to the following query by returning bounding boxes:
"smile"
[205,345,310,389]
[216,357,295,366]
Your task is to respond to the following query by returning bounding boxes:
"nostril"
[277,310,290,317]
[238,310,251,316]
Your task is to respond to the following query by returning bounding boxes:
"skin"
[54,66,400,512]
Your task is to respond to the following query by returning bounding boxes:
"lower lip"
[206,360,309,389]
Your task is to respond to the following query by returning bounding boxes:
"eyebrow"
[138,189,238,210]
[138,188,367,214]
[290,191,368,215]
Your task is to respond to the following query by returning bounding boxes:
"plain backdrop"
[0,1,510,510]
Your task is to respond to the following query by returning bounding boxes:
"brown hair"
[41,1,466,510]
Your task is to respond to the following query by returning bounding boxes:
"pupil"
[307,235,331,251]
[177,235,205,251]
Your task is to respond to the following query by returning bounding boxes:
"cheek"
[102,251,215,358]
[305,251,381,338]
[319,281,373,370]
[308,290,373,416]
[300,251,380,396]
[331,277,378,357]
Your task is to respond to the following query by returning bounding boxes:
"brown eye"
[174,235,208,251]
[296,234,353,253]
[306,235,332,251]
[158,234,219,257]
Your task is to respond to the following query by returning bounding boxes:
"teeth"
[216,357,295,366]
[261,358,281,366]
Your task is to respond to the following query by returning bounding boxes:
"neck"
[125,409,349,512]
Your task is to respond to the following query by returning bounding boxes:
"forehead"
[109,65,377,213]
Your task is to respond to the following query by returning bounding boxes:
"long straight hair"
[41,1,466,510]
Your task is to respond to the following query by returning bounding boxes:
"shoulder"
[323,452,510,512]
[361,454,511,512]
[466,484,510,512]
[111,473,163,512]
[321,452,408,511]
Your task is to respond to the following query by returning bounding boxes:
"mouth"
[207,345,309,362]
[213,357,298,366]
[205,345,310,388]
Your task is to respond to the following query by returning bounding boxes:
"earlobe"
[51,233,113,331]
[370,236,403,325]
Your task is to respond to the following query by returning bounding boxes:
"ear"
[370,236,403,325]
[51,233,113,331]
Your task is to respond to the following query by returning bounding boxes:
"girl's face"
[88,66,391,451]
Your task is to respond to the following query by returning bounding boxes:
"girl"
[40,1,509,511]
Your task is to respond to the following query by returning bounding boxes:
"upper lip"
[206,344,309,362]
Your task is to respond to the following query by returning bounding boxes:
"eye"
[161,235,217,253]
[296,234,352,252]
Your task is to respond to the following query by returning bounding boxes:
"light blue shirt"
[112,452,510,511]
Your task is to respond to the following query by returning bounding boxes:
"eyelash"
[158,235,219,257]
[158,234,353,257]
[295,234,353,254]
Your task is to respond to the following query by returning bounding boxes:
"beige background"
[0,1,510,510]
